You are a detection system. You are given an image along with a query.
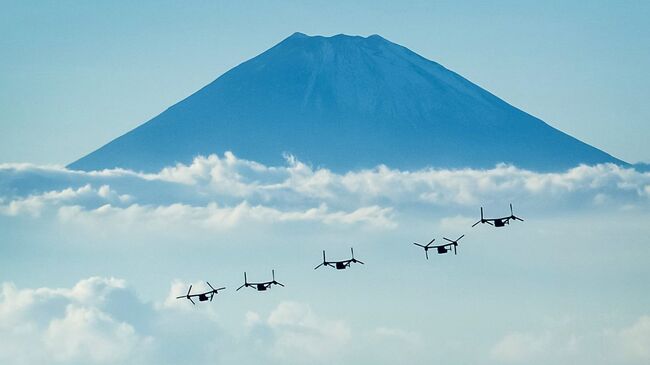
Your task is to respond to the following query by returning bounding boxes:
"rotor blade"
[510,203,513,216]
[210,293,214,302]
[356,259,365,265]
[427,237,436,245]
[457,234,465,241]
[443,237,454,243]
[351,247,354,259]
[217,287,226,291]
[454,245,457,255]
[188,297,195,305]
[276,282,285,287]
[314,263,324,270]
[515,216,524,221]
[272,270,275,281]
[187,285,192,296]
[236,284,245,291]
[472,220,481,227]
[481,207,484,220]
[323,250,326,262]
[206,281,215,291]
[175,295,185,299]
[425,250,429,260]
[413,242,426,248]
[244,272,247,284]
[486,221,493,226]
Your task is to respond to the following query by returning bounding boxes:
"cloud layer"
[1,153,649,232]
[0,278,355,365]
[2,277,648,365]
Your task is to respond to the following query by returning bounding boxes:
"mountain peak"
[288,31,309,39]
[285,32,391,45]
[68,33,624,172]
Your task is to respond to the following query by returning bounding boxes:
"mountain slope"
[68,32,624,172]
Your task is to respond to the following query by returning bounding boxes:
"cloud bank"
[1,153,649,232]
[2,277,648,365]
[0,278,355,365]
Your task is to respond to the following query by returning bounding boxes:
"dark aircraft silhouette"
[472,204,524,227]
[413,237,437,259]
[436,235,464,255]
[314,247,365,270]
[176,282,225,305]
[236,270,284,291]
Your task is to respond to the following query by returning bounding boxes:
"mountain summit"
[69,32,624,172]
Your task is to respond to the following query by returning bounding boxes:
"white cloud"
[613,315,650,362]
[4,154,650,209]
[373,326,423,347]
[251,301,352,361]
[491,331,550,363]
[490,315,650,365]
[2,154,649,233]
[245,311,262,327]
[3,278,650,365]
[44,305,144,363]
[0,277,150,365]
[0,184,130,218]
[55,201,395,231]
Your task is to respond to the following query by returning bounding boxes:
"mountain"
[68,32,625,172]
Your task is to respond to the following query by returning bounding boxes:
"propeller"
[443,234,464,243]
[314,250,326,270]
[176,285,196,305]
[176,284,192,299]
[443,235,464,255]
[509,203,524,221]
[206,282,225,294]
[472,207,485,227]
[206,282,216,301]
[413,241,433,260]
[236,273,247,291]
[351,247,364,264]
[271,270,284,287]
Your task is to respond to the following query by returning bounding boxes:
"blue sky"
[1,2,650,364]
[1,1,649,164]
